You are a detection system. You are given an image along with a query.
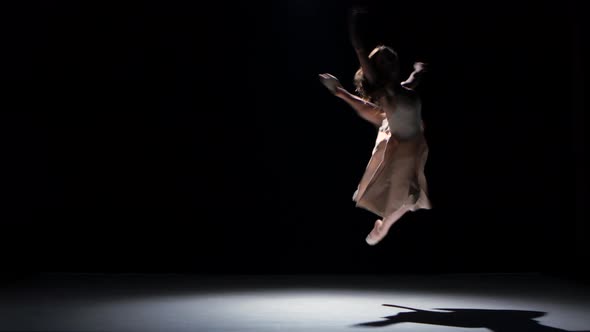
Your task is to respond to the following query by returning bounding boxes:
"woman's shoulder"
[399,86,421,104]
[382,85,419,102]
[399,84,419,97]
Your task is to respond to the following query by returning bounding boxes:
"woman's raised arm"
[349,7,378,85]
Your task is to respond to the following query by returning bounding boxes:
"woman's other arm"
[401,62,428,90]
[319,73,384,126]
[349,7,378,84]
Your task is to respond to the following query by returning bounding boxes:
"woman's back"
[380,87,423,141]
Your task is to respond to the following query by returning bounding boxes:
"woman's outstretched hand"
[413,62,428,73]
[319,73,343,95]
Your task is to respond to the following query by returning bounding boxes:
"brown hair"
[353,45,400,103]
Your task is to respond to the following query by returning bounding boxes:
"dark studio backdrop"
[1,0,586,278]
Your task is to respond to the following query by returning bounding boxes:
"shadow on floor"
[354,304,590,331]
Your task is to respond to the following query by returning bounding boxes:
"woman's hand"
[349,6,368,21]
[413,62,428,73]
[319,73,343,95]
[348,6,368,50]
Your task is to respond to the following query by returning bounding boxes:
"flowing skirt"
[352,129,431,218]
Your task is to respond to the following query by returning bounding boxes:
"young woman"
[319,8,431,245]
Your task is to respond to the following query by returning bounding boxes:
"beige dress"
[352,90,431,217]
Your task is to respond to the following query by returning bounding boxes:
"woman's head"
[354,45,400,101]
[369,45,400,74]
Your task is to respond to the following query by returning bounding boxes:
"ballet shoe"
[365,234,380,246]
[365,219,386,246]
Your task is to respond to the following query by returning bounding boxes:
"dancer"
[319,8,431,245]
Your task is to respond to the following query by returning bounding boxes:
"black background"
[1,0,586,277]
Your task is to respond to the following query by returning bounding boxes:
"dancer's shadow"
[354,304,590,331]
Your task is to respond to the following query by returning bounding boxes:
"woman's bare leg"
[365,204,411,245]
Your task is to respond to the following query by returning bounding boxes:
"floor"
[1,273,589,332]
